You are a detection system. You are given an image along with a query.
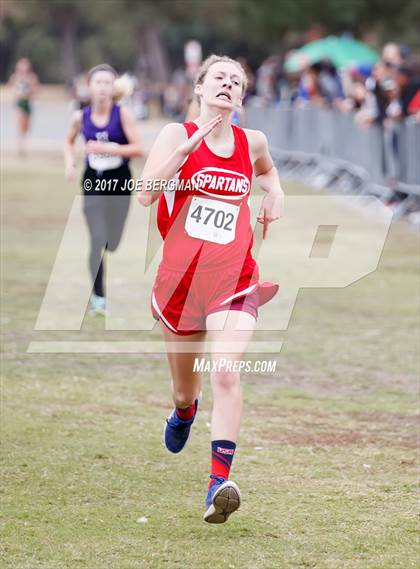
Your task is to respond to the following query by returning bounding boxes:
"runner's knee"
[172,386,197,407]
[211,369,240,392]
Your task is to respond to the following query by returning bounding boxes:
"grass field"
[1,153,419,569]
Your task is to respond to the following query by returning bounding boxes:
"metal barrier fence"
[246,103,420,198]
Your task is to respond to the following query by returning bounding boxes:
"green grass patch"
[1,156,419,568]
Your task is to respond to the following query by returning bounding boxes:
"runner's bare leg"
[160,323,206,408]
[205,310,256,441]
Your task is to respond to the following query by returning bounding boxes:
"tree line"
[1,0,419,83]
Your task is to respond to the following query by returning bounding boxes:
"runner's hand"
[65,162,76,181]
[257,191,284,239]
[179,115,223,156]
[86,141,117,155]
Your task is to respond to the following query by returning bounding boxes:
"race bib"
[88,142,123,171]
[185,196,239,244]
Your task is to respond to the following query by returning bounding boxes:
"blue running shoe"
[203,475,241,524]
[163,398,198,454]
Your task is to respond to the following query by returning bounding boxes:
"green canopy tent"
[285,36,380,73]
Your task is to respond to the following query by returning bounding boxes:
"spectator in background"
[281,67,301,105]
[236,57,256,102]
[346,81,367,111]
[296,60,344,108]
[354,62,387,127]
[382,42,403,67]
[382,79,402,122]
[407,89,420,120]
[317,59,345,106]
[255,55,281,104]
[296,63,325,106]
[382,78,403,181]
[394,65,420,117]
[164,69,190,121]
[340,63,372,112]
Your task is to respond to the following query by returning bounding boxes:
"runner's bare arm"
[6,72,16,90]
[30,73,40,97]
[138,115,222,207]
[137,123,188,206]
[116,106,145,158]
[245,129,284,197]
[245,129,284,237]
[64,110,82,181]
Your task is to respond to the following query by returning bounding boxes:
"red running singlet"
[151,121,278,335]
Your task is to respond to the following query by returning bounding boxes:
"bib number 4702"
[190,204,235,231]
[185,196,240,245]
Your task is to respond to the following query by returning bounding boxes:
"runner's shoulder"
[155,122,188,149]
[242,128,268,146]
[71,109,83,126]
[119,105,134,119]
[160,122,188,140]
[242,128,268,155]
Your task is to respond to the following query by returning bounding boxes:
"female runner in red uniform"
[138,55,284,524]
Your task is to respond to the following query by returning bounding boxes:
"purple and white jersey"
[82,103,129,171]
